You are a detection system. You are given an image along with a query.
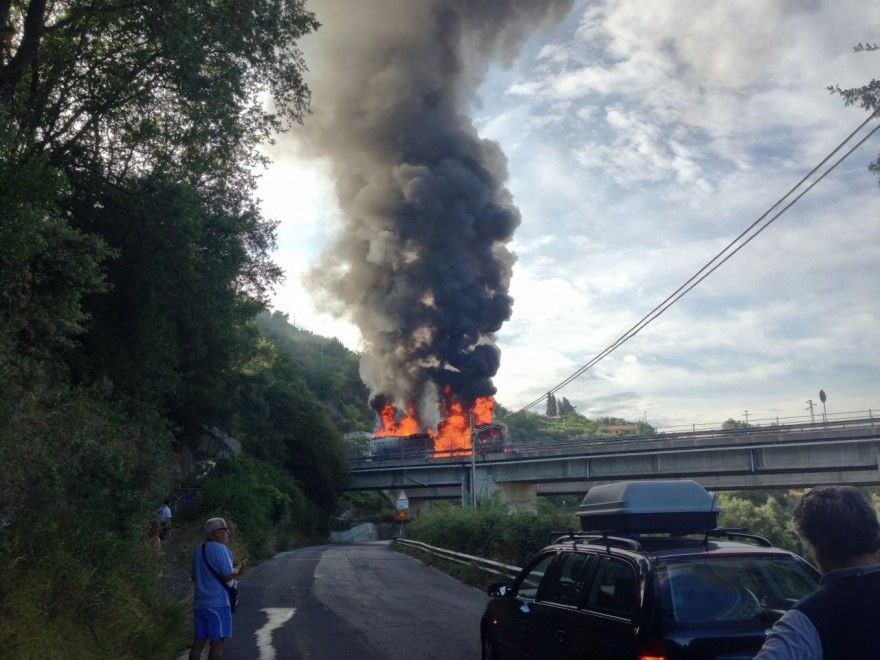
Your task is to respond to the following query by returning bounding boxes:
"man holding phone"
[189,517,247,660]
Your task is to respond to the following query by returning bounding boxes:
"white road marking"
[255,607,296,660]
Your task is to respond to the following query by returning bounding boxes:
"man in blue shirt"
[189,517,245,659]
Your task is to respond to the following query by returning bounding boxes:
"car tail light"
[638,639,668,660]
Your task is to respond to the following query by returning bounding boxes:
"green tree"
[558,397,577,416]
[828,44,879,177]
[233,342,348,510]
[0,119,108,361]
[546,393,558,417]
[257,311,373,431]
[0,1,326,654]
[717,493,799,552]
[66,176,270,434]
[2,1,318,178]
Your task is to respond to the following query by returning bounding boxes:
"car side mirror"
[487,581,510,598]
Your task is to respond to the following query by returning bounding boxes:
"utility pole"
[806,399,816,423]
[469,413,476,508]
[743,410,750,425]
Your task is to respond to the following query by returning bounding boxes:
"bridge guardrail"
[351,411,880,468]
[395,538,521,580]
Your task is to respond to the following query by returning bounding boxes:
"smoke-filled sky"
[261,0,880,429]
[291,0,572,426]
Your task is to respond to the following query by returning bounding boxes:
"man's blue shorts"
[194,607,232,641]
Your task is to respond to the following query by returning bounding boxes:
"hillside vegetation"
[498,403,654,445]
[256,310,373,432]
[0,2,353,657]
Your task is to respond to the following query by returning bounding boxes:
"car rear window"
[656,555,818,625]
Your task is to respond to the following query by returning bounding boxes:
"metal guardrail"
[656,408,877,433]
[395,538,521,580]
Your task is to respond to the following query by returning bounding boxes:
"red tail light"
[638,639,668,660]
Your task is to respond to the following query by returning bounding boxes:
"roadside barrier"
[395,538,521,580]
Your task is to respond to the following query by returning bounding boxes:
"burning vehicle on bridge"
[369,391,507,460]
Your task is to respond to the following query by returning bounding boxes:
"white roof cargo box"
[577,480,719,533]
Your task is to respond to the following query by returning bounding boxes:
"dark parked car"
[480,481,819,660]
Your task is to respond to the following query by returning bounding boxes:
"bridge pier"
[463,467,539,510]
[494,481,538,511]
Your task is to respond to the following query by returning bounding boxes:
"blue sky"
[259,0,880,428]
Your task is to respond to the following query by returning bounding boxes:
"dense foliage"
[231,338,349,510]
[498,403,654,445]
[257,310,373,432]
[406,490,880,574]
[0,1,344,657]
[406,499,578,567]
[829,44,880,177]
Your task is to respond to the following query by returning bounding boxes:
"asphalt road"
[221,541,488,660]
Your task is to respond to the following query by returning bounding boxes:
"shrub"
[407,498,578,566]
[0,369,186,659]
[193,455,324,559]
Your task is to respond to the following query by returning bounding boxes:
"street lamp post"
[469,414,476,508]
[468,419,506,508]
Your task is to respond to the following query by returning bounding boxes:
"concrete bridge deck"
[346,417,880,513]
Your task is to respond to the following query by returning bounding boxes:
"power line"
[505,111,880,419]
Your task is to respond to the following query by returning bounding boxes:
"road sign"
[397,510,409,523]
[395,490,409,511]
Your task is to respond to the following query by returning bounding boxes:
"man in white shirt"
[157,498,172,540]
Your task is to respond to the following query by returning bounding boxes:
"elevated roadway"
[346,416,880,512]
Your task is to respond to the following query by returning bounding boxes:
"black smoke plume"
[300,0,573,427]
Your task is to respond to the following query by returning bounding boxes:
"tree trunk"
[0,0,47,105]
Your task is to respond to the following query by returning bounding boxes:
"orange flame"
[472,396,495,425]
[372,393,496,456]
[433,398,470,454]
[373,402,421,438]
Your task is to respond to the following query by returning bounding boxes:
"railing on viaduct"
[347,412,880,506]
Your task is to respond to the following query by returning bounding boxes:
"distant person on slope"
[756,485,880,660]
[157,498,172,540]
[189,517,246,660]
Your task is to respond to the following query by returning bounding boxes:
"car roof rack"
[551,527,774,551]
[704,527,773,547]
[551,530,644,553]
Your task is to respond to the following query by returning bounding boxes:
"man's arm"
[755,610,822,660]
[222,558,248,582]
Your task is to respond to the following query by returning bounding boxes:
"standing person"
[755,485,880,660]
[147,520,162,552]
[157,498,173,540]
[189,517,246,660]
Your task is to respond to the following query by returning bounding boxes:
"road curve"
[221,541,488,660]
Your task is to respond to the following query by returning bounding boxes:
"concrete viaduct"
[346,416,880,519]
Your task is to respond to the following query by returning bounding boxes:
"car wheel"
[481,629,500,660]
